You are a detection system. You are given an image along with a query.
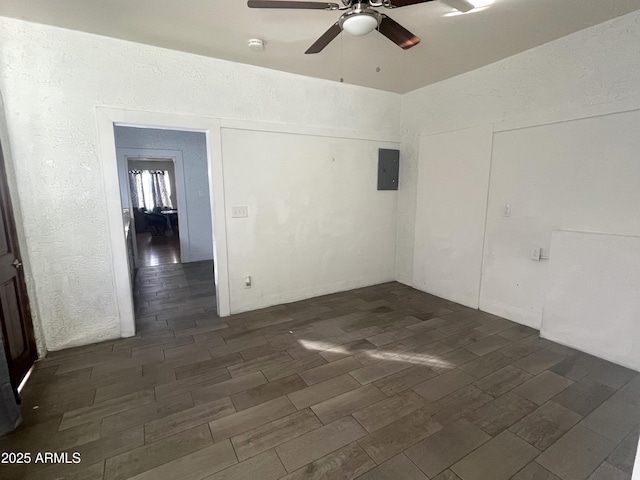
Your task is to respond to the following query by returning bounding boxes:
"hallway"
[134,260,217,326]
[135,232,181,267]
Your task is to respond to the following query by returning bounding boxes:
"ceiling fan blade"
[305,22,341,54]
[378,15,420,50]
[247,1,340,10]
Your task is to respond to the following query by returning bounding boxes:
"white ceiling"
[1,0,639,93]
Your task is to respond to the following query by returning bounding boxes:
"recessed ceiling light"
[247,38,265,51]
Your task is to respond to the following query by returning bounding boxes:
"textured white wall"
[398,10,640,325]
[115,127,213,262]
[0,17,400,351]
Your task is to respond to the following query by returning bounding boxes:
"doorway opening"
[114,126,216,323]
[97,108,231,339]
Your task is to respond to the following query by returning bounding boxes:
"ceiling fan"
[247,0,475,54]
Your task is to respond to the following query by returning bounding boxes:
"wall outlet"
[231,206,248,218]
[530,248,541,261]
[244,275,252,288]
[502,204,511,217]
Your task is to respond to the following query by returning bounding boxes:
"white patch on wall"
[542,230,640,371]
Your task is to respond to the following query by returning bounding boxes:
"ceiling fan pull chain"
[340,26,344,82]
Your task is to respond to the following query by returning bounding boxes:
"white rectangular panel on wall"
[542,230,640,371]
[481,109,640,329]
[412,125,494,308]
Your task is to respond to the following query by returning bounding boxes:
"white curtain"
[128,169,173,210]
[149,171,173,209]
[128,170,146,209]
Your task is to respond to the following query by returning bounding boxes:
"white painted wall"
[413,126,493,309]
[481,110,640,327]
[542,231,640,371]
[115,127,213,262]
[399,10,640,331]
[222,128,398,313]
[0,17,400,351]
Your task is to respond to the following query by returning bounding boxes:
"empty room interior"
[0,1,639,479]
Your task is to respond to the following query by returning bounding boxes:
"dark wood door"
[0,140,37,387]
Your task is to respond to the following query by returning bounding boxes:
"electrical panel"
[377,149,399,191]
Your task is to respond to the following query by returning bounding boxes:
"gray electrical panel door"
[378,149,399,190]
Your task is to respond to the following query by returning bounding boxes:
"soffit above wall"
[1,0,639,93]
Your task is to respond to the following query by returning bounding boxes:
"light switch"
[231,206,248,218]
[502,204,511,217]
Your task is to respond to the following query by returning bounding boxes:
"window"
[128,169,173,210]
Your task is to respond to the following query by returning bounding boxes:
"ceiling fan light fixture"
[341,12,379,36]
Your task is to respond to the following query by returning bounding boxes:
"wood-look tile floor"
[136,231,181,267]
[1,263,639,480]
